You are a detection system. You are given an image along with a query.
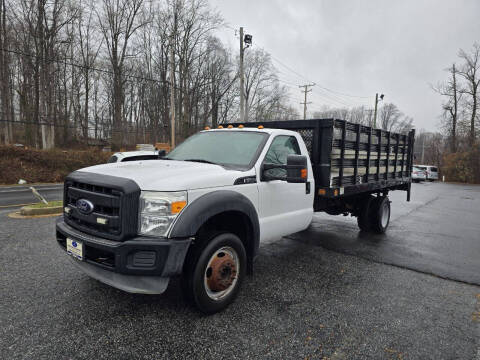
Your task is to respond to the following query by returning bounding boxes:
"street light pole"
[373,93,384,128]
[239,27,245,122]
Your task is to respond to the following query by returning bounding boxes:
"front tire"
[182,232,246,314]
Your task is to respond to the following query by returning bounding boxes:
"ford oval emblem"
[76,199,94,215]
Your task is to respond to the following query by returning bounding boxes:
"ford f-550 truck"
[56,118,415,313]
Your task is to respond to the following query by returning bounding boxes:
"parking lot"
[1,182,479,359]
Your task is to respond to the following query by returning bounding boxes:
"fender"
[169,190,260,261]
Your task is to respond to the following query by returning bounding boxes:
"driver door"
[257,135,313,242]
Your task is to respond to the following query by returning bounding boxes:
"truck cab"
[56,127,313,313]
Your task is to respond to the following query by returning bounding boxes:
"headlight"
[138,191,187,237]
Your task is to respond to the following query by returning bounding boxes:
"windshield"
[166,131,268,169]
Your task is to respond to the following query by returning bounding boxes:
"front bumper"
[56,218,192,294]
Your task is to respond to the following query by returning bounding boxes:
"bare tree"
[0,0,13,144]
[458,43,480,146]
[0,0,304,149]
[379,103,403,131]
[205,38,236,127]
[243,48,277,122]
[434,64,461,153]
[77,0,102,140]
[97,0,146,150]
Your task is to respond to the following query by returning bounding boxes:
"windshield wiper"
[183,158,218,165]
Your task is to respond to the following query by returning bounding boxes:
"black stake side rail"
[228,118,415,201]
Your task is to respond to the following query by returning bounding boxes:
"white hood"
[79,160,251,191]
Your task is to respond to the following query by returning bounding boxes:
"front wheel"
[182,232,246,314]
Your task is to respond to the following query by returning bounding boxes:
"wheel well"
[189,211,255,274]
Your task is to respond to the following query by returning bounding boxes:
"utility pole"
[421,135,425,164]
[299,83,315,120]
[169,4,177,148]
[373,93,384,128]
[239,27,245,122]
[169,35,175,148]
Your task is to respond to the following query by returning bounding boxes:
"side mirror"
[286,154,308,183]
[261,154,308,183]
[157,150,166,158]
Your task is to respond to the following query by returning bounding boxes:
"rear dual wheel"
[357,195,391,234]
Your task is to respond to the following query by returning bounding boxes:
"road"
[0,182,479,359]
[0,184,63,207]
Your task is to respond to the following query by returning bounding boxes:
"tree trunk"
[112,68,123,151]
[470,88,477,146]
[452,64,458,153]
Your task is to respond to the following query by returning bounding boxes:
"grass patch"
[28,200,63,209]
[0,145,111,184]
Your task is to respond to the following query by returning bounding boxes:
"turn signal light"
[301,168,307,178]
[318,189,326,196]
[171,201,187,214]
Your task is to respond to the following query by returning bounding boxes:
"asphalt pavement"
[0,184,63,207]
[288,181,480,285]
[0,182,479,359]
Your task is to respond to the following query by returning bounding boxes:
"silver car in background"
[412,166,427,182]
[415,165,439,181]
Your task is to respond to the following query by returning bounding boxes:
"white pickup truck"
[56,119,415,313]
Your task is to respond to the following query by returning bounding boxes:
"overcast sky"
[210,0,480,131]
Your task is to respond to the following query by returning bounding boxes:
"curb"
[0,182,63,188]
[20,206,63,216]
[8,211,62,219]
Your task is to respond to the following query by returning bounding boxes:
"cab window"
[263,135,301,178]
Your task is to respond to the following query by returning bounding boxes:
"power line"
[240,36,373,102]
[269,54,372,100]
[0,118,166,135]
[0,47,168,84]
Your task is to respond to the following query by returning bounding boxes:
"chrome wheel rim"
[204,246,239,301]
